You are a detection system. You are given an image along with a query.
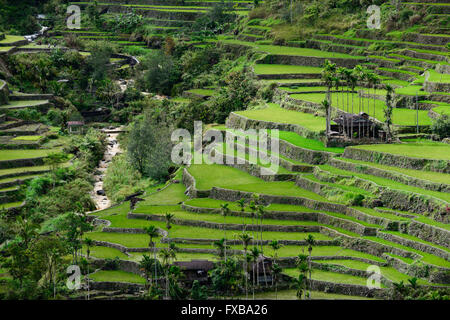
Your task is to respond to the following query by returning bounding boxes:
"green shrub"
[431,115,450,140]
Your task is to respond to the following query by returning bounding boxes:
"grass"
[0,35,25,44]
[186,88,216,96]
[0,164,52,177]
[82,245,128,260]
[184,198,320,213]
[137,182,188,206]
[0,100,48,109]
[351,140,450,161]
[0,149,60,161]
[11,136,42,141]
[336,157,450,185]
[209,37,365,59]
[314,259,440,286]
[0,201,23,210]
[187,163,329,201]
[253,64,322,75]
[89,270,145,284]
[427,70,450,84]
[284,268,384,287]
[278,131,344,153]
[235,103,326,132]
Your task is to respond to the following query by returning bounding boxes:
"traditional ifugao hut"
[331,112,384,140]
[67,120,85,134]
[172,260,215,284]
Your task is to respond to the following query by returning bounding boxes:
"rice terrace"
[0,0,449,305]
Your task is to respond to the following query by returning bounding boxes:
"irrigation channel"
[91,127,123,210]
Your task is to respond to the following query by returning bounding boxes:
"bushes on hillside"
[137,51,181,96]
[127,111,174,182]
[103,154,151,204]
[431,115,450,140]
[207,69,259,123]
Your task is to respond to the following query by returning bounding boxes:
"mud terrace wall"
[425,80,450,94]
[343,147,450,174]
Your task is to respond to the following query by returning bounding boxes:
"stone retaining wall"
[425,81,450,94]
[226,112,322,140]
[330,157,450,193]
[256,54,363,68]
[0,80,8,105]
[343,147,450,173]
[376,231,449,261]
[0,156,46,170]
[408,220,450,249]
[182,167,210,198]
[209,186,348,214]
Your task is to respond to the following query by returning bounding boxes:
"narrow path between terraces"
[91,127,123,210]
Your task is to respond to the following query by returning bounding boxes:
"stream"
[91,127,123,210]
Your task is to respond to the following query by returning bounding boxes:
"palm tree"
[271,263,282,299]
[269,240,283,267]
[139,254,154,289]
[159,247,177,299]
[164,213,175,243]
[349,70,358,139]
[238,232,253,299]
[256,205,268,287]
[220,203,231,261]
[143,225,159,283]
[250,246,260,299]
[321,100,331,136]
[336,67,346,112]
[294,273,308,300]
[248,200,257,241]
[384,85,394,142]
[305,234,316,299]
[84,238,93,300]
[321,60,337,137]
[213,238,227,260]
[295,253,309,300]
[236,198,247,230]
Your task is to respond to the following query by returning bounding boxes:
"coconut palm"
[220,203,231,261]
[164,213,175,243]
[144,225,159,283]
[238,232,253,299]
